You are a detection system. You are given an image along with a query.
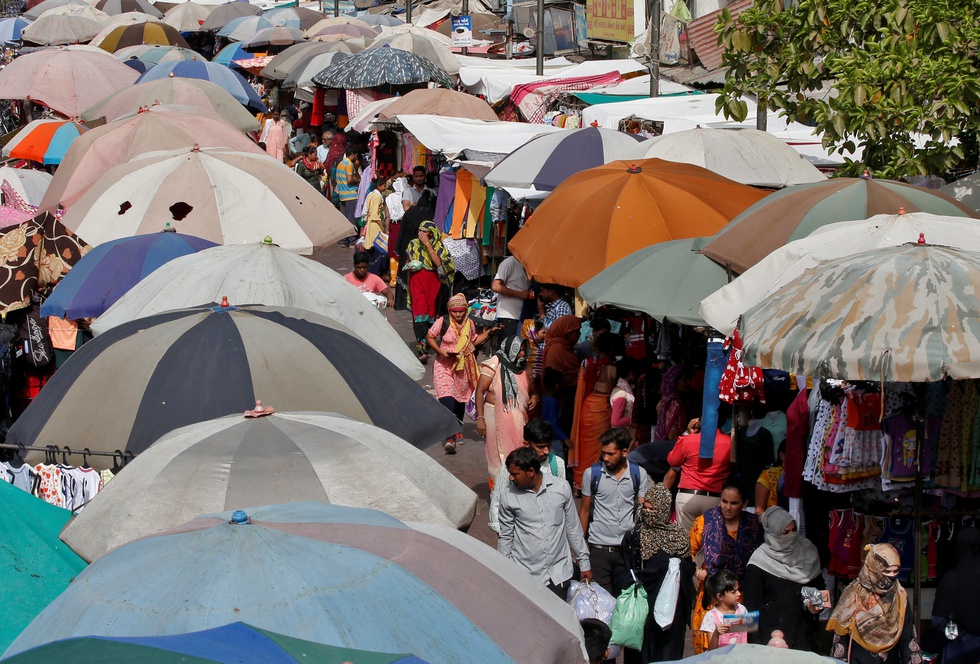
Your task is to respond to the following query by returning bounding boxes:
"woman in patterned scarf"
[405,219,454,361]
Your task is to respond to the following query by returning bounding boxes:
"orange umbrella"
[508,159,769,288]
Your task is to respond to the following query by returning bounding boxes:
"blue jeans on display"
[700,338,727,458]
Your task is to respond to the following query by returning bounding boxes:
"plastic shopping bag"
[653,557,681,628]
[566,580,616,624]
[609,578,649,651]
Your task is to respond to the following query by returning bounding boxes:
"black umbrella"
[312,45,454,90]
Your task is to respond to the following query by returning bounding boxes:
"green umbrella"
[0,480,86,653]
[578,237,728,326]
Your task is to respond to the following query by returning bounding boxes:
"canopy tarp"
[395,115,561,159]
[459,59,646,104]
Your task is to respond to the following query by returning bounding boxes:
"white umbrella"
[700,210,980,336]
[0,166,51,207]
[60,411,478,562]
[21,12,103,45]
[91,240,424,380]
[624,126,826,188]
[22,0,88,20]
[281,50,349,89]
[35,3,110,23]
[61,146,350,255]
[368,31,460,75]
[378,22,452,46]
[941,172,980,213]
[162,2,211,32]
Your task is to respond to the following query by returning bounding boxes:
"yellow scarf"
[452,318,480,387]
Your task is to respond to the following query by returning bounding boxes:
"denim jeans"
[700,338,727,458]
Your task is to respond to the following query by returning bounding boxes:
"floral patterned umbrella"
[312,45,453,90]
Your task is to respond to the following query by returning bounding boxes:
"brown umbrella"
[199,1,260,31]
[96,21,191,52]
[307,23,377,40]
[95,0,162,17]
[700,177,979,274]
[259,40,348,80]
[433,11,499,37]
[377,88,496,122]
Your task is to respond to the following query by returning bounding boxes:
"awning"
[395,114,562,159]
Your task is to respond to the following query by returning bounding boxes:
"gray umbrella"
[312,45,454,90]
[199,1,260,32]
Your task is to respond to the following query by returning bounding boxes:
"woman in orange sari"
[570,331,617,488]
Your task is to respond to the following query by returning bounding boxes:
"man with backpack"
[578,427,651,593]
[488,419,566,532]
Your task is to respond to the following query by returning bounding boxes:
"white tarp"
[459,59,647,104]
[575,75,695,97]
[396,114,562,158]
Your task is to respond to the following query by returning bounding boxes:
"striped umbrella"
[0,17,31,44]
[263,6,323,31]
[113,43,202,64]
[6,305,462,467]
[136,58,265,110]
[2,119,87,166]
[241,26,306,51]
[281,50,348,89]
[312,46,453,89]
[217,15,273,41]
[161,1,211,33]
[96,21,191,52]
[259,40,358,79]
[94,0,162,18]
[199,1,260,31]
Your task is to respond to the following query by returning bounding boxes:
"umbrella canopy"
[9,501,586,663]
[113,43,202,63]
[82,78,261,132]
[61,146,348,254]
[0,166,51,207]
[89,240,424,379]
[377,87,494,122]
[162,1,212,32]
[625,127,826,188]
[305,15,373,32]
[378,23,453,46]
[217,14,273,41]
[281,50,348,88]
[211,40,251,67]
[579,237,727,326]
[20,13,102,46]
[941,171,980,213]
[241,26,306,50]
[198,1,260,31]
[433,11,499,36]
[136,59,265,111]
[509,159,769,287]
[307,22,377,39]
[35,2,108,21]
[701,211,980,336]
[309,32,369,48]
[5,623,430,664]
[700,177,978,274]
[22,0,88,20]
[94,0,163,17]
[2,118,87,166]
[313,46,454,89]
[7,305,460,468]
[259,39,344,79]
[368,31,459,74]
[86,11,156,48]
[484,126,644,191]
[264,6,323,30]
[61,411,478,562]
[121,57,152,74]
[0,17,32,44]
[0,481,86,655]
[40,106,262,212]
[660,643,843,664]
[96,21,191,52]
[361,13,404,27]
[739,242,980,383]
[39,229,217,319]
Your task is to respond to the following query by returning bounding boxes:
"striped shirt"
[334,157,358,202]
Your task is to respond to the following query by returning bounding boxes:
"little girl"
[700,570,749,650]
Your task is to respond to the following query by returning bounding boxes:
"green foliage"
[715,0,980,178]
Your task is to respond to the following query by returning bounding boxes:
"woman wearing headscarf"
[743,507,827,650]
[828,543,921,664]
[653,365,690,442]
[569,331,617,488]
[543,314,582,440]
[384,175,408,285]
[404,219,454,362]
[322,131,348,202]
[613,483,696,663]
[394,190,435,311]
[474,335,539,480]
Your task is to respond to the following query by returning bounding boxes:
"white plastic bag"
[566,580,616,624]
[653,557,681,628]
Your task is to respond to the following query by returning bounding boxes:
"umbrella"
[136,59,266,111]
[22,0,87,20]
[305,15,373,32]
[0,166,51,207]
[19,13,102,46]
[361,13,405,27]
[95,0,163,17]
[89,239,425,379]
[281,50,349,89]
[701,211,980,336]
[39,229,218,319]
[624,127,826,188]
[263,6,324,31]
[5,623,430,664]
[509,159,769,287]
[82,78,261,132]
[113,43,202,63]
[368,31,459,74]
[217,14,273,41]
[88,12,164,47]
[34,2,108,22]
[2,118,87,166]
[121,57,152,73]
[738,241,980,383]
[309,32,370,48]
[484,126,643,191]
[211,40,252,68]
[579,237,728,326]
[7,305,460,467]
[198,1,260,31]
[60,146,347,254]
[39,106,262,212]
[433,11,499,37]
[312,45,454,89]
[699,177,978,274]
[307,22,377,40]
[660,643,843,664]
[375,87,496,122]
[9,501,586,663]
[96,21,191,52]
[259,40,345,79]
[0,17,32,44]
[61,411,478,561]
[940,171,980,213]
[0,481,87,655]
[241,26,306,51]
[161,1,212,32]
[378,23,453,47]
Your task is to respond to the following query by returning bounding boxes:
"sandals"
[444,439,457,454]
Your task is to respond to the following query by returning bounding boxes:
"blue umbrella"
[0,17,31,44]
[40,229,217,320]
[136,59,266,111]
[211,41,250,67]
[121,56,153,74]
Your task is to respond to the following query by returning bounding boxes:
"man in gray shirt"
[498,447,592,598]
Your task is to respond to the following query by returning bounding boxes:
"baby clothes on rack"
[1,461,36,493]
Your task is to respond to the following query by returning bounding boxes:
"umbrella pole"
[913,389,925,632]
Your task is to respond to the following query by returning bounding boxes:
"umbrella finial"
[169,72,175,78]
[245,399,275,417]
[230,510,250,525]
[263,236,273,244]
[192,143,200,152]
[220,295,229,307]
[918,233,926,244]
[898,206,906,215]
[162,222,175,233]
[626,163,642,174]
[590,120,599,127]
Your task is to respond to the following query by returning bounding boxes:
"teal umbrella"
[578,237,728,326]
[0,480,87,653]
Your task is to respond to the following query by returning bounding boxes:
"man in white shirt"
[492,255,531,337]
[402,165,430,211]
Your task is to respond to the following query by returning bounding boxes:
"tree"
[715,0,980,178]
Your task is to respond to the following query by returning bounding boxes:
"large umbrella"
[60,146,348,254]
[941,171,980,213]
[701,211,980,336]
[264,6,324,31]
[22,0,88,20]
[96,21,191,52]
[211,40,250,67]
[0,166,51,207]
[86,12,157,49]
[217,14,273,41]
[259,40,344,79]
[7,304,461,469]
[578,237,728,326]
[2,118,87,166]
[699,177,978,274]
[484,126,644,191]
[198,1,260,32]
[368,31,459,74]
[161,1,212,32]
[94,0,162,18]
[39,106,262,212]
[0,17,32,44]
[5,623,430,664]
[61,411,478,562]
[625,127,826,188]
[8,501,586,663]
[508,159,769,288]
[89,240,425,380]
[361,13,405,28]
[113,43,202,63]
[281,50,348,89]
[304,15,373,33]
[34,3,108,21]
[19,13,102,46]
[39,229,217,319]
[82,78,261,132]
[312,46,454,89]
[660,643,843,664]
[241,26,306,51]
[376,87,495,122]
[0,481,86,655]
[308,22,377,40]
[378,23,453,46]
[738,241,980,383]
[136,59,265,111]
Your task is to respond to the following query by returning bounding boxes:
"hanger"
[81,448,92,469]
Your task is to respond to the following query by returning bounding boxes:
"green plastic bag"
[609,581,649,651]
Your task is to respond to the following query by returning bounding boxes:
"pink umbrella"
[0,47,139,117]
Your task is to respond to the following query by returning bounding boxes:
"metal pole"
[333,0,338,18]
[535,0,544,75]
[462,0,469,55]
[405,0,412,25]
[649,0,659,97]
